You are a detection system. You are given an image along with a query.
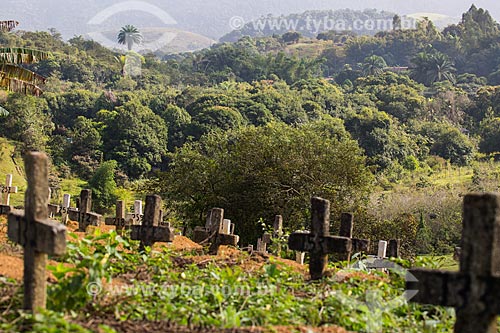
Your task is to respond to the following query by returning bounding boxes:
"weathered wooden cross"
[130,195,174,251]
[207,208,239,254]
[68,189,102,231]
[105,200,128,235]
[407,193,500,333]
[288,197,352,280]
[0,174,18,215]
[338,213,370,261]
[7,152,66,311]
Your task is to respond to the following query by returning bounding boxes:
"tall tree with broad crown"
[117,25,143,51]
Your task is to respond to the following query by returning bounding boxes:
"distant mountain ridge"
[0,0,498,41]
[220,9,401,42]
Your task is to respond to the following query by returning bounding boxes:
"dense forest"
[1,5,500,253]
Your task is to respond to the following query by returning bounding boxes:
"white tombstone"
[61,193,71,224]
[378,240,388,258]
[1,174,18,205]
[296,252,305,265]
[220,219,232,235]
[126,200,143,225]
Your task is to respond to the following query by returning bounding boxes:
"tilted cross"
[7,153,66,311]
[130,195,174,251]
[207,208,240,255]
[407,193,500,333]
[338,213,370,261]
[68,189,102,231]
[0,174,18,215]
[288,197,352,280]
[105,200,128,235]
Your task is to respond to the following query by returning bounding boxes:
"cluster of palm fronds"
[0,21,50,116]
[0,20,19,32]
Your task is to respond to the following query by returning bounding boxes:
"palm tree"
[410,51,455,86]
[362,55,387,76]
[117,25,143,51]
[0,21,50,115]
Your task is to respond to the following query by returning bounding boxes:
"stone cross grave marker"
[130,195,174,251]
[105,200,127,235]
[125,200,143,225]
[68,189,102,231]
[207,208,239,254]
[7,152,66,311]
[0,174,18,215]
[407,193,500,333]
[338,213,370,261]
[288,197,352,280]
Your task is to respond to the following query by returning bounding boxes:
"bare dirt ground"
[0,215,354,333]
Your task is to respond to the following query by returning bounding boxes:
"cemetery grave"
[0,157,488,332]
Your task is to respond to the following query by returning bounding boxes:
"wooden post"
[7,153,66,311]
[130,195,174,251]
[407,193,500,333]
[105,200,127,235]
[288,197,351,280]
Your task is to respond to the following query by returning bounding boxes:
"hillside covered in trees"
[1,5,500,252]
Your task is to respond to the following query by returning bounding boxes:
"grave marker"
[125,200,143,225]
[378,240,388,258]
[130,195,174,251]
[68,189,102,231]
[407,193,500,333]
[387,239,401,258]
[105,200,127,235]
[7,153,66,311]
[60,194,71,225]
[256,238,267,254]
[288,197,351,280]
[0,174,18,215]
[338,213,370,261]
[207,208,239,254]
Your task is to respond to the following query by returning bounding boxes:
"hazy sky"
[1,1,498,39]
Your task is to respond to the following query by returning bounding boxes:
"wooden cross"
[288,197,351,280]
[7,152,66,311]
[407,193,500,333]
[0,174,18,215]
[130,195,174,251]
[338,213,370,261]
[207,208,240,254]
[105,200,128,235]
[68,189,102,231]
